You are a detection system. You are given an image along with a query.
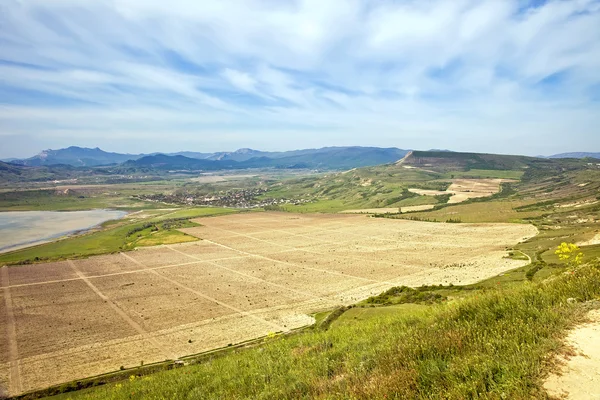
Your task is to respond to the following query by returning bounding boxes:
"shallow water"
[0,210,127,253]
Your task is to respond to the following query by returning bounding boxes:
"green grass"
[542,243,600,265]
[149,207,237,221]
[331,304,428,327]
[395,200,544,223]
[0,188,167,211]
[0,207,236,265]
[54,263,600,400]
[276,199,349,213]
[443,169,524,180]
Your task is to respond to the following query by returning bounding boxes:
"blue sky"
[1,0,599,158]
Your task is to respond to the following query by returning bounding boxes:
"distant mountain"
[266,146,409,170]
[10,146,408,169]
[166,151,214,159]
[10,146,144,167]
[205,148,274,161]
[548,152,600,159]
[122,154,240,171]
[8,146,409,170]
[122,147,410,171]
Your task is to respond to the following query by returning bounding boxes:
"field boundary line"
[239,220,407,244]
[66,260,177,361]
[200,220,517,272]
[165,246,336,306]
[14,297,327,367]
[191,226,405,284]
[119,253,290,333]
[197,236,399,287]
[191,223,404,266]
[234,221,422,258]
[4,255,251,290]
[1,266,22,396]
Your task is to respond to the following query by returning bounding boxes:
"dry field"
[0,212,537,396]
[409,178,511,204]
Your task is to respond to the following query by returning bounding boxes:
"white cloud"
[222,69,257,93]
[0,0,599,158]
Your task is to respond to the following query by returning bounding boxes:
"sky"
[1,0,599,159]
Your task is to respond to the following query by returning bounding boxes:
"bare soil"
[408,178,511,204]
[544,309,600,399]
[0,212,536,395]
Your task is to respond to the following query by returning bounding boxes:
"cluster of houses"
[133,188,311,209]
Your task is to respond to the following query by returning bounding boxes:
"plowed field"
[0,212,536,395]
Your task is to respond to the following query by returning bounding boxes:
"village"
[133,188,311,209]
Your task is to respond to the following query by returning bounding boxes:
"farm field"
[408,178,511,204]
[0,212,536,396]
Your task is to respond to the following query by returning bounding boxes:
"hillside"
[548,152,600,159]
[120,147,409,172]
[9,146,144,167]
[255,151,595,213]
[0,161,98,183]
[401,150,536,172]
[6,146,409,169]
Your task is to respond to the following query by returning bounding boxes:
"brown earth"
[544,309,600,399]
[409,178,512,204]
[0,212,536,396]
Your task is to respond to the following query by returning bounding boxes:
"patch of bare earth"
[0,212,537,395]
[578,233,600,247]
[544,309,600,399]
[408,178,512,204]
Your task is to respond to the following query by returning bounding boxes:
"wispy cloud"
[1,0,599,157]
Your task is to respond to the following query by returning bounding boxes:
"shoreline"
[0,209,127,255]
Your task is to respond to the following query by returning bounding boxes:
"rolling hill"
[548,152,600,159]
[8,146,145,167]
[120,147,409,171]
[6,146,409,169]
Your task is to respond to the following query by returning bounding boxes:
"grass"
[276,199,349,213]
[442,169,524,180]
[331,304,429,327]
[395,200,544,223]
[149,207,237,221]
[0,207,236,265]
[0,187,168,211]
[127,227,197,247]
[52,263,600,400]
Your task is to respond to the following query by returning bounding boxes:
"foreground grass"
[0,207,237,265]
[56,264,600,400]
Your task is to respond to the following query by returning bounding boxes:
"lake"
[0,209,127,253]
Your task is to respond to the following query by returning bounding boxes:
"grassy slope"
[0,207,236,265]
[55,264,600,400]
[441,169,524,179]
[263,165,446,212]
[260,152,590,213]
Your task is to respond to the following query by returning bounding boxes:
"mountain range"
[4,146,410,170]
[5,146,600,169]
[547,152,600,159]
